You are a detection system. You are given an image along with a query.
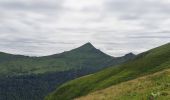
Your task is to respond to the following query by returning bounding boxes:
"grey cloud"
[0,0,169,57]
[105,0,170,19]
[128,36,170,39]
[0,36,78,56]
[0,0,65,12]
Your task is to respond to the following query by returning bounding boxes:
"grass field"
[76,68,170,100]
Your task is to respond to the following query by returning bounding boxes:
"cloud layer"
[0,0,170,56]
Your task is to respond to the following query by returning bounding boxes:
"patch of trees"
[0,67,101,100]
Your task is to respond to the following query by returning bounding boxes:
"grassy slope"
[76,68,170,100]
[45,43,170,100]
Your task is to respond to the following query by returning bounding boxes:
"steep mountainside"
[76,68,170,100]
[0,43,135,100]
[45,43,170,100]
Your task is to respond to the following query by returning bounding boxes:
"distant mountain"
[45,43,170,100]
[0,43,135,100]
[0,42,134,76]
[0,52,29,63]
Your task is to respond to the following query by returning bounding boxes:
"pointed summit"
[81,42,95,48]
[71,42,100,53]
[85,42,92,45]
[124,52,136,59]
[125,52,135,56]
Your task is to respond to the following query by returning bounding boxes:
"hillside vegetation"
[0,43,134,100]
[76,68,170,100]
[0,43,133,76]
[45,43,170,100]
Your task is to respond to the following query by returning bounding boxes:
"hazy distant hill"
[0,43,135,100]
[45,43,170,100]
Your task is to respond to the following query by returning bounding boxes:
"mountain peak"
[124,52,135,59]
[125,52,135,56]
[82,42,94,47]
[72,42,99,53]
[79,42,95,49]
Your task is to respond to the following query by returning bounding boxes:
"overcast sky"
[0,0,170,57]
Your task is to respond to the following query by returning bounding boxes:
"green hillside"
[45,43,170,100]
[0,43,133,76]
[0,42,135,100]
[76,68,170,100]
